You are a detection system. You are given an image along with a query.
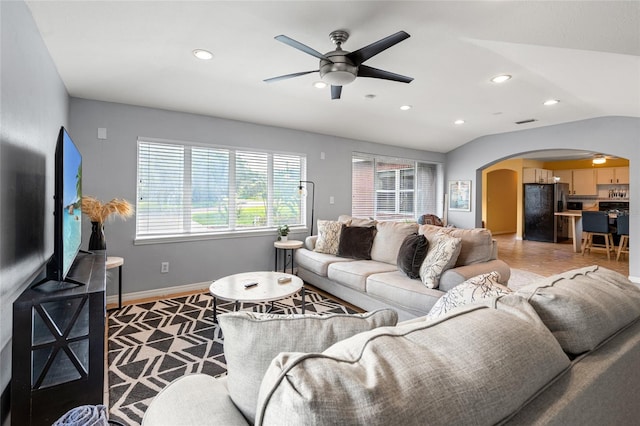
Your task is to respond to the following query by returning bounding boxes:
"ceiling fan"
[264,30,414,100]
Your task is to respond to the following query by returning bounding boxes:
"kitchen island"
[555,211,583,252]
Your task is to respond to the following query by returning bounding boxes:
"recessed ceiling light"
[313,81,328,89]
[400,105,412,111]
[454,119,465,125]
[543,99,560,106]
[192,49,213,60]
[491,74,512,83]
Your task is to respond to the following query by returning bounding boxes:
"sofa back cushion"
[419,225,494,266]
[338,214,377,227]
[219,309,398,424]
[370,221,419,265]
[256,297,569,426]
[515,265,640,355]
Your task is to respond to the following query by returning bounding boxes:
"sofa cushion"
[367,270,444,314]
[314,220,342,254]
[426,271,511,320]
[515,265,640,355]
[218,309,398,424]
[295,248,353,276]
[256,297,570,426]
[370,221,419,265]
[419,225,494,266]
[327,260,398,292]
[396,233,429,279]
[337,225,376,260]
[419,233,462,289]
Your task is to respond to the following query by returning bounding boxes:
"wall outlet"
[161,262,169,273]
[329,196,335,204]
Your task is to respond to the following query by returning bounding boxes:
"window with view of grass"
[136,138,306,241]
[352,153,440,221]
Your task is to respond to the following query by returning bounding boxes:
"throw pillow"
[337,225,377,260]
[396,233,429,279]
[314,220,343,254]
[218,309,398,424]
[419,233,462,288]
[426,271,511,320]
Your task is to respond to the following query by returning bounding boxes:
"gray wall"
[0,0,69,421]
[445,116,640,279]
[69,98,445,295]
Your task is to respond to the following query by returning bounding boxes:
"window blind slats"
[352,152,438,220]
[137,140,306,238]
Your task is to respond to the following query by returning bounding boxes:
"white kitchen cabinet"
[572,168,597,196]
[523,168,553,183]
[597,167,629,184]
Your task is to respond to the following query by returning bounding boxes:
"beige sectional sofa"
[143,265,640,426]
[295,216,511,320]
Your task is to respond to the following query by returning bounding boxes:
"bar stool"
[616,214,630,261]
[581,211,615,260]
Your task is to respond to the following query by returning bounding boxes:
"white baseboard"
[628,275,640,285]
[106,281,211,306]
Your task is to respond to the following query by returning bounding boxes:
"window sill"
[134,227,309,245]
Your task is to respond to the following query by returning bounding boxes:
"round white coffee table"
[209,271,305,322]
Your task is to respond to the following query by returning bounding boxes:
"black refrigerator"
[523,183,569,242]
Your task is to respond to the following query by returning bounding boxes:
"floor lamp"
[298,180,315,236]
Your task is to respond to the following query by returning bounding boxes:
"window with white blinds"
[137,139,306,240]
[352,153,439,220]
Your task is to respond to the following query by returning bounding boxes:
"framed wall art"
[448,180,471,211]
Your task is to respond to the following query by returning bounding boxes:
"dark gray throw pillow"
[397,233,429,279]
[337,225,377,260]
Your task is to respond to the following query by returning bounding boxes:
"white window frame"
[135,137,307,244]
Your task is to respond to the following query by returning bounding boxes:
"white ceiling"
[26,1,640,153]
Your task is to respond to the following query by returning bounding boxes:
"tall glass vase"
[89,221,106,251]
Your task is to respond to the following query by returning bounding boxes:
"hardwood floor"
[493,233,629,277]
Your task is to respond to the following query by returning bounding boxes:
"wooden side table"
[274,240,303,274]
[106,256,124,310]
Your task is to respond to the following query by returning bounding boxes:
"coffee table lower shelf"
[209,271,305,322]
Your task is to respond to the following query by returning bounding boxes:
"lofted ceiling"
[25,1,640,153]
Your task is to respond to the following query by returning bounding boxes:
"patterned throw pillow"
[314,220,343,254]
[426,271,511,320]
[419,233,462,288]
[397,233,429,279]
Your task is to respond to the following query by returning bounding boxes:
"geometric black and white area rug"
[107,287,358,425]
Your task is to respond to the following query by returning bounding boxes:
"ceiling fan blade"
[347,31,410,66]
[357,65,413,83]
[263,70,318,83]
[331,85,342,100]
[275,35,332,61]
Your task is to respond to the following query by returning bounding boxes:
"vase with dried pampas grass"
[81,196,134,250]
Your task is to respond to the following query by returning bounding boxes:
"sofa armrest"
[439,260,511,292]
[142,375,249,426]
[305,235,318,250]
[490,239,499,260]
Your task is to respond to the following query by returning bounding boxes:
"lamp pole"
[298,180,315,236]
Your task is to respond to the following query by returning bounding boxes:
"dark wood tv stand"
[12,251,106,426]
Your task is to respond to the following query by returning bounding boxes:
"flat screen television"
[47,126,83,283]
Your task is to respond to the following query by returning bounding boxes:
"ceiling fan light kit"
[265,29,413,99]
[593,155,607,165]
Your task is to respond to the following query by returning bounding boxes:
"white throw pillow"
[314,220,343,254]
[419,233,462,288]
[426,271,511,320]
[218,309,398,424]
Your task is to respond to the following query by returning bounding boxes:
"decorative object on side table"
[277,224,290,241]
[81,196,134,250]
